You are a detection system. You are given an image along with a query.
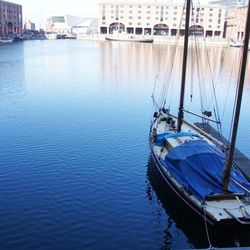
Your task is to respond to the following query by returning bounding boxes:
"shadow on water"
[146,156,250,249]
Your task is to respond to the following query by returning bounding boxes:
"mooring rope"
[202,205,214,249]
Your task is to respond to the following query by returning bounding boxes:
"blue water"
[0,40,250,249]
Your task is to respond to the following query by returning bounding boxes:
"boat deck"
[195,123,250,178]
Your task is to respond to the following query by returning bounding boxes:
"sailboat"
[150,0,250,226]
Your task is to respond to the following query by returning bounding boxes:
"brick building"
[0,0,22,37]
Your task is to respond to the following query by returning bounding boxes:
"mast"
[223,1,250,191]
[177,0,192,132]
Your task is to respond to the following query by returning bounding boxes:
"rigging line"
[204,44,222,126]
[202,205,214,249]
[161,1,187,108]
[201,37,223,136]
[152,74,159,99]
[152,46,162,99]
[227,47,245,148]
[221,54,237,124]
[194,33,206,114]
[207,46,230,110]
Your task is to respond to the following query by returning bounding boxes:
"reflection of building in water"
[0,0,23,37]
[226,5,248,41]
[99,1,227,38]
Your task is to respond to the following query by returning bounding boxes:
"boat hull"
[150,143,217,226]
[149,120,250,228]
[105,36,153,43]
[0,39,13,44]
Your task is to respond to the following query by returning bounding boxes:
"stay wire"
[158,1,186,109]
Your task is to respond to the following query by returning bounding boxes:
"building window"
[120,16,123,19]
[147,6,151,8]
[129,10,132,14]
[210,8,213,11]
[147,16,150,19]
[146,23,150,26]
[137,22,141,25]
[209,13,213,16]
[147,11,150,14]
[138,10,141,13]
[156,11,159,14]
[156,17,159,20]
[138,5,141,8]
[129,16,132,19]
[102,21,105,25]
[165,12,168,14]
[173,17,177,21]
[208,25,212,28]
[138,16,141,19]
[217,25,220,29]
[173,23,176,27]
[174,12,177,15]
[165,17,168,20]
[129,22,132,25]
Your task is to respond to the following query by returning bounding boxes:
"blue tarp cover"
[156,132,201,146]
[160,140,250,200]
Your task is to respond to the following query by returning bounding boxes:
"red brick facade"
[0,0,22,37]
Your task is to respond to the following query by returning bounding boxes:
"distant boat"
[230,40,243,47]
[105,30,153,43]
[0,38,13,44]
[65,34,77,39]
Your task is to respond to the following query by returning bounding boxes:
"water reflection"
[146,156,250,249]
[0,42,25,99]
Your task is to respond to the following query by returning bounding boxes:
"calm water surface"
[0,40,250,249]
